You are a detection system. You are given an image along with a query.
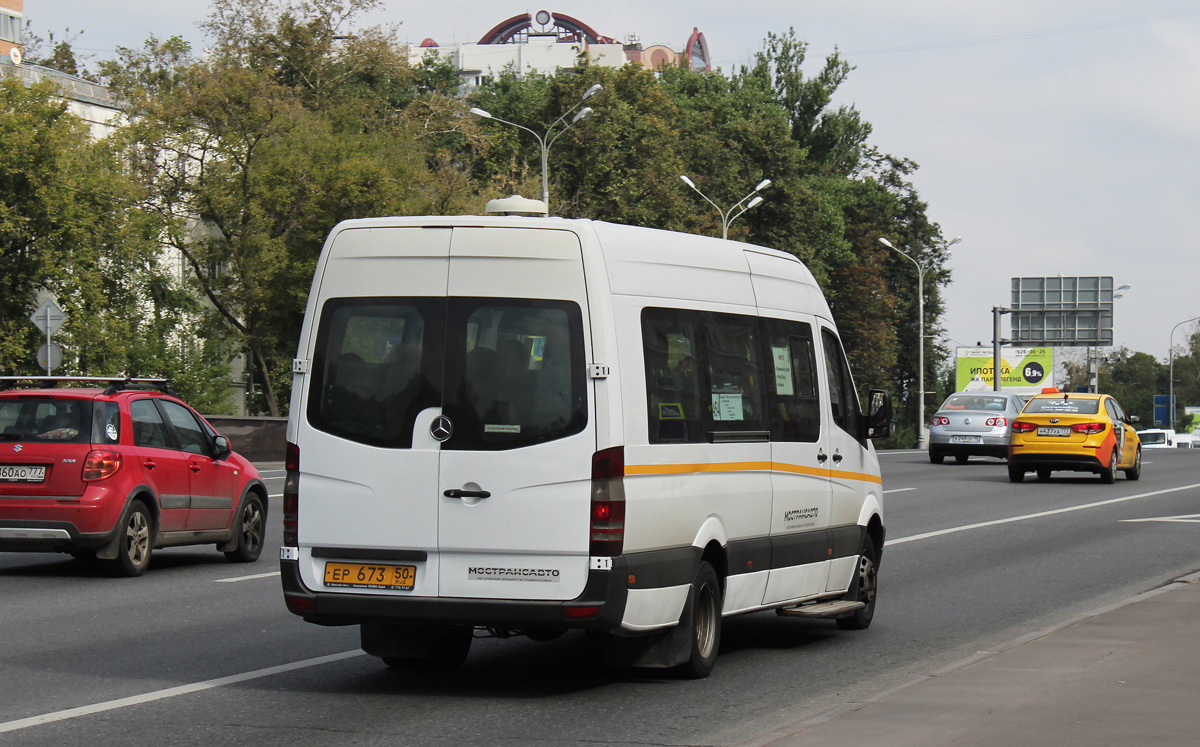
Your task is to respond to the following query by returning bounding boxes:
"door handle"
[817,451,829,463]
[443,489,491,499]
[190,464,202,473]
[143,460,156,470]
[832,451,843,463]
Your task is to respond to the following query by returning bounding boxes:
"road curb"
[741,568,1200,747]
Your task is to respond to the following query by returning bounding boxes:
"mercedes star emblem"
[430,416,453,442]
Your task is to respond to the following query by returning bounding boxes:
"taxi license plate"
[0,465,46,482]
[949,436,982,444]
[324,562,416,590]
[1038,427,1071,437]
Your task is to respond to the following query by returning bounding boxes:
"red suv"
[0,377,267,576]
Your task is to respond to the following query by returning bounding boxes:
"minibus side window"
[763,319,820,442]
[308,298,443,449]
[642,308,767,443]
[820,328,862,436]
[642,310,704,443]
[703,313,767,435]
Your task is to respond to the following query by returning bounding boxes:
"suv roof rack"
[0,376,177,396]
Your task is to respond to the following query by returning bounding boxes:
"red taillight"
[1012,421,1037,433]
[82,450,122,481]
[590,446,625,557]
[283,441,300,547]
[284,594,315,615]
[932,416,950,426]
[565,606,599,619]
[1072,422,1107,435]
[986,417,1008,427]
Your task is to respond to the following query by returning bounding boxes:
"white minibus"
[281,209,892,677]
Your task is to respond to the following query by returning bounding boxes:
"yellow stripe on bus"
[625,461,883,485]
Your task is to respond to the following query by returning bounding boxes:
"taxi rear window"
[1024,398,1100,415]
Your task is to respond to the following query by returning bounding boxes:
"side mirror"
[213,435,233,460]
[864,389,893,440]
[1128,414,1140,424]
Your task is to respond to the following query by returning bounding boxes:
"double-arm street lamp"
[679,175,771,239]
[1169,314,1200,431]
[470,83,602,214]
[878,235,962,448]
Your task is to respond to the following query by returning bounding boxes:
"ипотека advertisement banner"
[956,347,1054,393]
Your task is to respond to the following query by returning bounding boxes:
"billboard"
[1009,276,1115,345]
[956,347,1055,393]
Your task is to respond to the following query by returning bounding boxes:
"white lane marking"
[886,483,1200,546]
[0,650,365,734]
[883,488,916,494]
[878,450,924,456]
[1122,513,1200,523]
[215,570,281,583]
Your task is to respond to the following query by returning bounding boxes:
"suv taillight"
[82,450,122,481]
[589,446,625,557]
[283,441,300,546]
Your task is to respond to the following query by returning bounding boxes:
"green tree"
[105,0,440,415]
[1100,348,1166,425]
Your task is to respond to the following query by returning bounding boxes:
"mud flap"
[601,586,698,669]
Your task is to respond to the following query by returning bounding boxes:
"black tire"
[1100,448,1117,484]
[928,449,944,465]
[1036,469,1051,482]
[382,629,472,671]
[1008,465,1026,483]
[837,534,879,631]
[224,493,265,563]
[955,454,969,465]
[105,501,153,577]
[677,561,722,679]
[1124,448,1142,481]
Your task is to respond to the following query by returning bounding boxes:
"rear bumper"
[281,555,631,631]
[0,519,118,553]
[928,433,1009,458]
[1008,451,1105,473]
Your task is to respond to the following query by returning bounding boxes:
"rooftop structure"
[411,9,711,89]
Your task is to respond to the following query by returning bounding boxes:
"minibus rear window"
[441,299,587,451]
[307,298,445,449]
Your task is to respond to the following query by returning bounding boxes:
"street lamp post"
[469,83,602,213]
[679,175,771,239]
[1169,314,1200,431]
[878,235,962,448]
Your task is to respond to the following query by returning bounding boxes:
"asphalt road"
[2,451,1199,746]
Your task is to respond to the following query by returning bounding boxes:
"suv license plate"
[1038,427,1071,437]
[0,465,46,482]
[324,562,416,590]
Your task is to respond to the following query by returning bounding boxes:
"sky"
[22,1,1200,368]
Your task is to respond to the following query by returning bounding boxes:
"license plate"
[949,436,982,444]
[324,561,416,590]
[0,465,46,482]
[1038,427,1071,437]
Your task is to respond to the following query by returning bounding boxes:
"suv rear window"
[0,397,95,444]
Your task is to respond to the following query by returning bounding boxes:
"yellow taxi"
[1008,390,1141,484]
